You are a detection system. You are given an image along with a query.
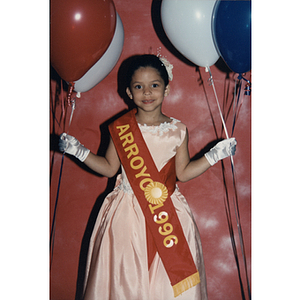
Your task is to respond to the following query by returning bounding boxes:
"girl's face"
[126,66,170,113]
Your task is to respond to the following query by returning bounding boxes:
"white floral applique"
[139,118,180,136]
[117,180,134,194]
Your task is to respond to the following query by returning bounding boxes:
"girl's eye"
[152,83,159,88]
[134,85,142,89]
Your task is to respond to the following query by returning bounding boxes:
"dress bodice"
[137,118,186,171]
[118,118,186,193]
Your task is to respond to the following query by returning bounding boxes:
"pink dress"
[82,118,208,300]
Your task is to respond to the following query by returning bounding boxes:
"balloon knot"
[67,82,75,106]
[238,75,251,96]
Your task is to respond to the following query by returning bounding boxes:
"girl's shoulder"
[169,117,186,132]
[171,117,186,126]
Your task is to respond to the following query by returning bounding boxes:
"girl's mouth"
[142,99,154,104]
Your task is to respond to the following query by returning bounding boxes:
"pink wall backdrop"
[50,0,251,299]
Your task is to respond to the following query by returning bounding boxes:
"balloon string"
[206,67,251,299]
[233,88,246,135]
[61,79,66,130]
[232,77,242,136]
[232,77,237,119]
[50,153,64,269]
[50,83,77,268]
[230,157,251,300]
[221,161,246,300]
[67,97,76,134]
[229,153,251,300]
[206,66,229,139]
[233,74,251,300]
[232,74,251,136]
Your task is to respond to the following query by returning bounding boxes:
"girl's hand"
[204,138,237,166]
[59,133,90,162]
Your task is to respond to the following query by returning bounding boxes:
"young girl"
[59,54,236,300]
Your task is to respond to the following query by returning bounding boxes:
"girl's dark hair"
[126,54,169,88]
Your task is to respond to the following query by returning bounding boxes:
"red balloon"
[51,0,116,82]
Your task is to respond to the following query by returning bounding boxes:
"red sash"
[109,109,200,297]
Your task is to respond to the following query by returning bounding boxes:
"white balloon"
[161,0,219,67]
[74,13,124,92]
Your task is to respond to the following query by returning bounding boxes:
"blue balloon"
[212,0,251,74]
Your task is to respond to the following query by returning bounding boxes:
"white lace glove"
[204,138,237,166]
[59,133,90,162]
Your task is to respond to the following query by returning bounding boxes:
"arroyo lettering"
[116,124,153,191]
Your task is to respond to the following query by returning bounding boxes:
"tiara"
[158,56,173,81]
[157,48,173,81]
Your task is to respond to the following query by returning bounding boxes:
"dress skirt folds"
[82,119,208,300]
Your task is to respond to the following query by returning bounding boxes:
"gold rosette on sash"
[144,181,168,205]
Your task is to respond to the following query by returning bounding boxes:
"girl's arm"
[175,129,236,182]
[59,133,120,178]
[84,137,120,178]
[175,130,211,182]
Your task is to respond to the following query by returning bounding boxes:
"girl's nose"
[143,87,151,95]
